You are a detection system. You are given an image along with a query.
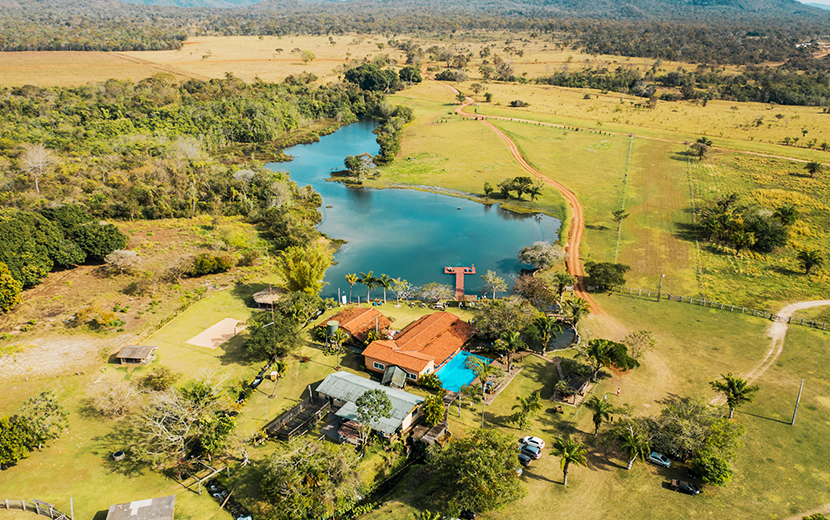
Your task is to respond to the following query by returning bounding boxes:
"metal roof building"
[106,495,175,520]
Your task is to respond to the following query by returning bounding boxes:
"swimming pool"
[435,351,491,392]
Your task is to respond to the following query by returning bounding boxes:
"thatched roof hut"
[253,287,287,307]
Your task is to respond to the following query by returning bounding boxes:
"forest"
[1,0,829,70]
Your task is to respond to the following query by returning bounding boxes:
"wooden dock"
[444,265,476,300]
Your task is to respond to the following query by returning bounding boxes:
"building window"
[373,361,385,370]
[406,372,417,380]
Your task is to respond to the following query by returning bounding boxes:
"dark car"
[519,443,542,460]
[671,479,701,495]
[460,509,477,519]
[518,453,533,467]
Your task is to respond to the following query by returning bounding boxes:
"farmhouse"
[105,495,175,520]
[315,306,392,344]
[316,371,424,440]
[362,312,476,382]
[115,345,158,365]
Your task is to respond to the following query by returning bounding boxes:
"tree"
[358,271,379,302]
[355,389,393,446]
[275,291,324,328]
[527,184,543,202]
[300,50,315,63]
[0,416,30,468]
[260,437,361,520]
[473,297,540,340]
[550,436,588,486]
[20,143,55,194]
[466,356,504,428]
[549,272,576,302]
[696,136,713,147]
[797,249,824,275]
[344,63,402,92]
[89,381,141,418]
[612,209,630,231]
[72,223,129,262]
[244,311,302,361]
[534,316,562,354]
[709,373,760,419]
[470,83,484,96]
[417,282,454,302]
[399,66,422,83]
[345,273,358,303]
[378,273,393,303]
[690,142,710,159]
[18,390,69,449]
[580,339,640,382]
[427,428,526,512]
[584,261,631,289]
[691,451,733,486]
[343,152,374,181]
[512,176,533,199]
[731,230,756,255]
[275,244,332,295]
[139,366,181,392]
[617,424,650,470]
[512,274,556,308]
[455,92,467,104]
[623,330,656,359]
[804,161,823,178]
[509,391,542,430]
[584,395,615,435]
[498,178,513,199]
[563,297,591,326]
[0,262,23,312]
[484,92,494,103]
[518,241,566,271]
[104,249,141,275]
[423,395,444,427]
[391,277,414,303]
[483,181,494,197]
[481,270,507,299]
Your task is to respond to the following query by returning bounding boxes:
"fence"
[3,499,71,519]
[604,285,830,331]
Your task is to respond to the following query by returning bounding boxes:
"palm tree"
[731,230,756,255]
[773,205,799,226]
[797,249,824,275]
[345,273,359,303]
[564,297,591,326]
[584,395,615,435]
[805,160,823,178]
[378,274,393,304]
[550,436,588,486]
[618,425,650,470]
[535,316,562,354]
[466,356,504,428]
[511,391,543,430]
[268,359,288,397]
[696,136,713,147]
[332,329,350,367]
[527,184,543,202]
[553,379,572,401]
[579,339,611,382]
[502,330,525,372]
[550,272,576,303]
[358,271,378,303]
[709,373,760,419]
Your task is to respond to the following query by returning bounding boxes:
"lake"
[267,120,561,301]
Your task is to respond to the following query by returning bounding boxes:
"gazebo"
[252,287,287,308]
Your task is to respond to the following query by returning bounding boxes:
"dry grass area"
[0,51,194,87]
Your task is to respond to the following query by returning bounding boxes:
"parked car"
[518,453,533,467]
[647,452,671,468]
[459,510,477,519]
[520,436,546,449]
[519,443,542,460]
[685,468,700,480]
[670,479,701,495]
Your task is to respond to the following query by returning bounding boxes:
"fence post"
[741,307,745,314]
[647,290,651,297]
[801,319,804,325]
[5,499,8,510]
[22,500,26,512]
[720,303,724,310]
[638,289,642,296]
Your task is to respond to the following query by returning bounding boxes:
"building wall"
[363,356,435,382]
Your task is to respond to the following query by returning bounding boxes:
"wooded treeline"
[1,0,829,68]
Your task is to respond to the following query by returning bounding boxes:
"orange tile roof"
[317,307,392,342]
[363,312,476,373]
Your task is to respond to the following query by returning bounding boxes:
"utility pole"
[657,269,665,302]
[792,378,804,426]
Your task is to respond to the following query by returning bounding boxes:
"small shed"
[116,346,158,365]
[106,495,175,520]
[382,365,407,389]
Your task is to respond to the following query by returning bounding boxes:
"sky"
[798,0,830,6]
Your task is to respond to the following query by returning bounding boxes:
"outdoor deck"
[444,265,475,299]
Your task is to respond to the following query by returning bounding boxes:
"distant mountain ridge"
[805,2,830,8]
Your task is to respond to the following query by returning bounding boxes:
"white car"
[520,436,545,449]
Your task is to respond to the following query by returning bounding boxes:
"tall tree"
[584,395,615,435]
[20,143,56,194]
[550,436,588,486]
[481,270,507,299]
[617,424,650,470]
[580,339,640,382]
[391,277,414,304]
[244,312,302,361]
[773,205,799,226]
[358,271,378,302]
[534,316,562,354]
[527,184,543,202]
[709,373,759,419]
[275,244,332,295]
[509,391,542,430]
[378,273,393,303]
[345,273,359,303]
[355,389,393,446]
[518,241,566,271]
[549,272,576,302]
[0,416,30,468]
[423,395,444,427]
[612,209,630,232]
[501,330,526,373]
[466,356,504,428]
[0,262,23,313]
[804,161,823,178]
[18,390,69,449]
[797,249,824,274]
[564,297,591,326]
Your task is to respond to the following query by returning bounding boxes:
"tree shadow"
[769,265,801,276]
[788,171,813,179]
[736,410,790,425]
[585,224,610,231]
[217,333,260,367]
[669,152,700,163]
[522,468,558,484]
[90,421,147,479]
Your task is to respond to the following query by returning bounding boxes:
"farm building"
[115,345,158,365]
[316,371,424,441]
[105,495,175,520]
[315,307,392,344]
[362,312,476,382]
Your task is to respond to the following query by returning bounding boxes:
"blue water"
[267,120,561,300]
[435,351,491,392]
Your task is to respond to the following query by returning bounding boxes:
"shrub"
[509,100,530,108]
[418,372,443,391]
[140,366,181,392]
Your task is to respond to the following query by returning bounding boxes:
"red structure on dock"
[444,265,476,300]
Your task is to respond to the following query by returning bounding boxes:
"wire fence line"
[3,499,70,519]
[595,285,830,332]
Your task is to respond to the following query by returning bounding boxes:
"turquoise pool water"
[436,351,491,392]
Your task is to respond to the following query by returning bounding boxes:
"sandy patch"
[185,318,247,349]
